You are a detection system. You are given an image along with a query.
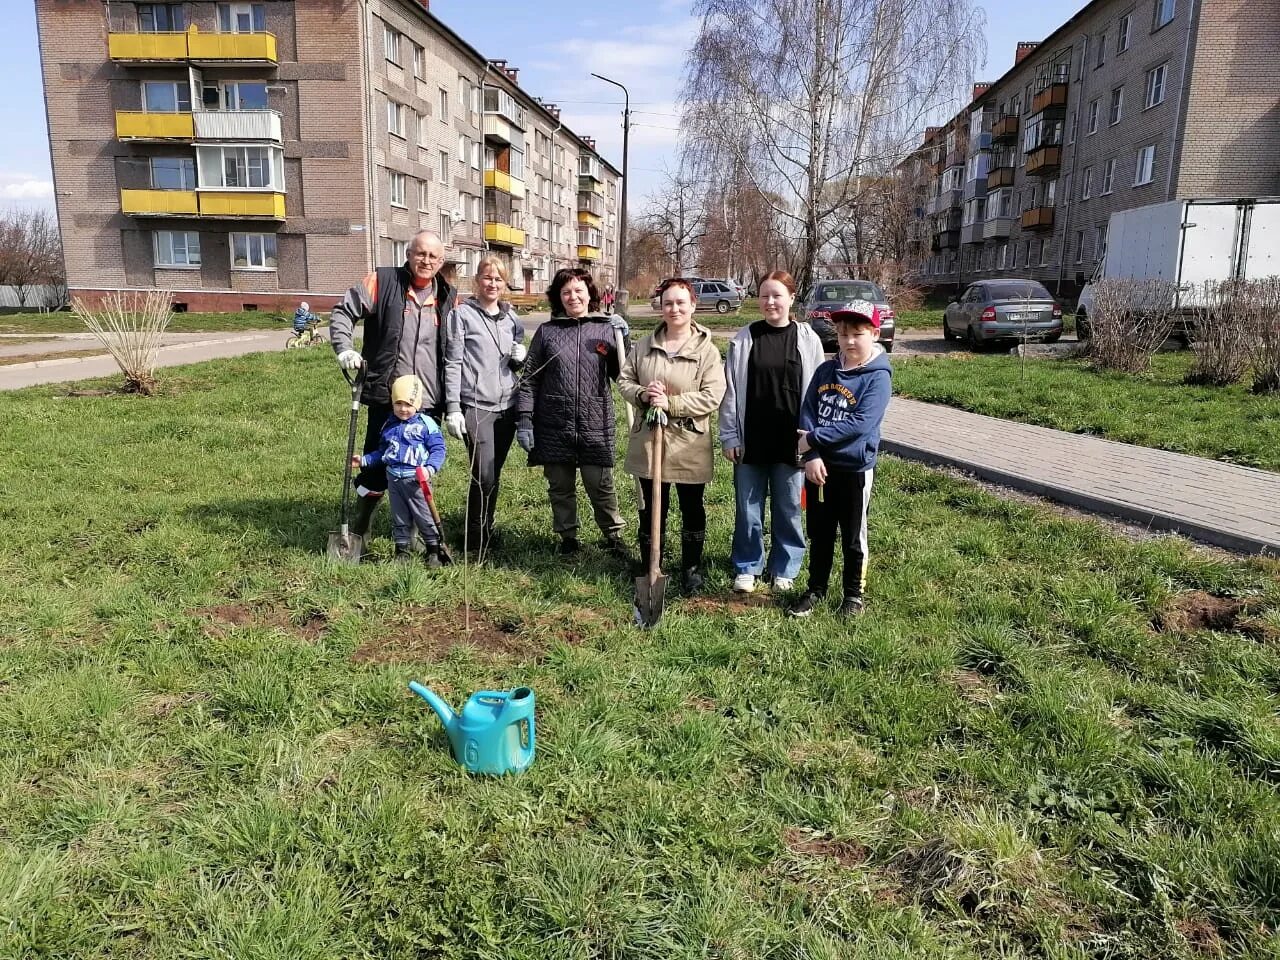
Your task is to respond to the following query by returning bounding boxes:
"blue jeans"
[730,462,805,578]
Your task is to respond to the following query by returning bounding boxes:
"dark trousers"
[387,473,439,548]
[637,478,707,570]
[356,401,443,497]
[803,468,874,599]
[462,406,517,548]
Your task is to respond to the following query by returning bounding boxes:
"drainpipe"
[359,0,377,268]
[1056,37,1091,299]
[1165,0,1199,201]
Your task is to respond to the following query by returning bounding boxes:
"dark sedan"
[943,279,1063,348]
[796,279,897,352]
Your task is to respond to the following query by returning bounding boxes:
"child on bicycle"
[292,301,318,335]
[351,374,448,566]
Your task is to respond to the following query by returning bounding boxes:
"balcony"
[962,175,988,201]
[577,210,602,229]
[992,114,1019,143]
[579,176,605,196]
[484,169,525,196]
[120,188,198,216]
[1031,81,1069,114]
[927,187,962,215]
[1025,145,1062,177]
[986,160,1015,190]
[983,217,1013,240]
[198,191,285,219]
[577,245,601,261]
[483,114,520,146]
[109,29,278,64]
[193,110,282,142]
[945,148,967,168]
[484,222,526,247]
[578,192,604,217]
[1020,206,1055,231]
[931,229,960,251]
[578,157,602,181]
[115,111,193,140]
[960,222,987,245]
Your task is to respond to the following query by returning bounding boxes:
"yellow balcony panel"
[577,245,601,262]
[483,169,525,196]
[188,31,278,63]
[198,191,285,219]
[484,222,526,246]
[577,210,602,229]
[109,31,189,61]
[121,188,199,216]
[115,111,194,140]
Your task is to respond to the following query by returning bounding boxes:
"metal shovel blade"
[634,571,669,628]
[326,524,364,564]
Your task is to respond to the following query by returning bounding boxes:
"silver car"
[943,279,1064,348]
[649,279,742,314]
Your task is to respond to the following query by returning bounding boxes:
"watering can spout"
[408,681,457,729]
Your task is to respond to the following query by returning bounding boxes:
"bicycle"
[285,314,327,349]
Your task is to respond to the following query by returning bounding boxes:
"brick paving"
[883,398,1280,556]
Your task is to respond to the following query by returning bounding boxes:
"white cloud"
[0,174,54,200]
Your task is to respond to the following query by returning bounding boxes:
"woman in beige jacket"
[618,278,727,592]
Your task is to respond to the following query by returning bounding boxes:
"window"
[391,239,407,264]
[471,141,481,170]
[438,88,449,123]
[458,134,467,163]
[998,243,1008,269]
[1067,108,1078,143]
[389,171,406,207]
[1145,63,1168,108]
[221,82,268,110]
[1075,230,1085,263]
[196,145,282,189]
[1134,144,1156,185]
[385,100,404,137]
[1063,173,1072,202]
[1101,158,1115,195]
[471,195,481,222]
[1117,14,1131,51]
[383,24,400,64]
[439,212,451,236]
[230,232,277,269]
[143,81,191,113]
[1109,87,1124,125]
[1094,224,1107,261]
[458,76,468,109]
[216,3,265,32]
[1081,166,1093,199]
[1087,99,1100,134]
[138,4,185,31]
[1153,0,1175,29]
[150,156,195,190]
[154,230,200,267]
[1095,32,1106,68]
[413,43,424,79]
[418,180,429,211]
[438,150,449,183]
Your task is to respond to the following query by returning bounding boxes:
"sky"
[7,0,1084,215]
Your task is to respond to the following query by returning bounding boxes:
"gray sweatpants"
[387,472,440,549]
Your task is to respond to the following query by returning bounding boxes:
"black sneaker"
[787,591,822,618]
[423,546,443,569]
[604,535,631,561]
[681,567,705,595]
[393,545,414,565]
[839,596,865,618]
[558,536,581,555]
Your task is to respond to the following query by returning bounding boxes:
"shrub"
[72,289,173,395]
[1185,280,1256,386]
[1247,277,1280,394]
[1087,278,1177,374]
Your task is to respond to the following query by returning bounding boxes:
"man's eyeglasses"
[409,251,443,263]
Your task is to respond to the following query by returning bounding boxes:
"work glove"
[608,314,630,339]
[516,428,534,453]
[337,349,363,371]
[445,412,467,439]
[509,342,527,364]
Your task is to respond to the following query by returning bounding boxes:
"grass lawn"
[2,350,1279,958]
[0,310,292,335]
[894,350,1280,472]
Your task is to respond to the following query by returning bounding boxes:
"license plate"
[1007,313,1033,322]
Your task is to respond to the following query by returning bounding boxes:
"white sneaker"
[773,577,795,591]
[732,574,756,593]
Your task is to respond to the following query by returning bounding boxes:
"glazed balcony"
[482,114,520,146]
[983,216,1013,240]
[927,187,962,215]
[115,110,194,141]
[991,113,1019,143]
[578,156,602,181]
[960,222,986,245]
[483,168,525,197]
[577,210,602,229]
[578,175,605,196]
[484,222,526,247]
[193,110,282,143]
[578,191,605,217]
[577,245,601,261]
[1020,206,1055,231]
[109,29,278,64]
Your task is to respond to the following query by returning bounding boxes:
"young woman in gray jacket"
[442,257,527,556]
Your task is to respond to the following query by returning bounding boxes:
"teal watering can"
[408,681,535,775]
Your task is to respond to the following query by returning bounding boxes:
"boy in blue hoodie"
[352,374,448,566]
[787,303,892,619]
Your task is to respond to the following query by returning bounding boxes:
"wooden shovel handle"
[649,420,664,583]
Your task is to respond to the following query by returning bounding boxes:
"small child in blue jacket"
[292,301,318,335]
[352,374,448,565]
[788,303,892,619]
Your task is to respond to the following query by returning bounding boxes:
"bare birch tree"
[680,0,985,294]
[0,208,65,308]
[640,167,709,277]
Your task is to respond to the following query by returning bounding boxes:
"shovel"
[615,327,645,512]
[634,408,669,628]
[327,367,366,563]
[416,467,454,565]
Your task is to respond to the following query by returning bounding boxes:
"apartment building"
[35,0,621,311]
[902,0,1280,299]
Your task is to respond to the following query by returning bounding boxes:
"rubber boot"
[681,531,706,594]
[351,493,381,537]
[423,543,443,569]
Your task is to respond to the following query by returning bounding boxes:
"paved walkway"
[882,398,1280,556]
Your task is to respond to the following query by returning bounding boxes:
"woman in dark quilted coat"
[516,268,632,557]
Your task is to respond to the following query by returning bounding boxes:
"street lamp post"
[591,72,629,309]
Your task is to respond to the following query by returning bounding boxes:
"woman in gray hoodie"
[443,257,527,556]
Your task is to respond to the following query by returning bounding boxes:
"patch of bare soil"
[1153,591,1253,634]
[1175,916,1227,956]
[352,604,526,664]
[189,603,329,641]
[782,826,869,868]
[680,592,777,616]
[949,668,1001,705]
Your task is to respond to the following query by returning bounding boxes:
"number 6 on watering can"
[408,682,535,775]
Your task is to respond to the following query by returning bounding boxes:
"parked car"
[649,279,742,314]
[943,279,1063,348]
[796,279,897,352]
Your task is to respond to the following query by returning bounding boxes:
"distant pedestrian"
[719,269,825,594]
[602,284,616,315]
[788,303,891,619]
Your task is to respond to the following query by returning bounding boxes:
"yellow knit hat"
[391,374,424,407]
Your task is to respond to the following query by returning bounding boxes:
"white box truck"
[1076,198,1280,339]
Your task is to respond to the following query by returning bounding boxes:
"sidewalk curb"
[882,438,1278,557]
[1,332,274,371]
